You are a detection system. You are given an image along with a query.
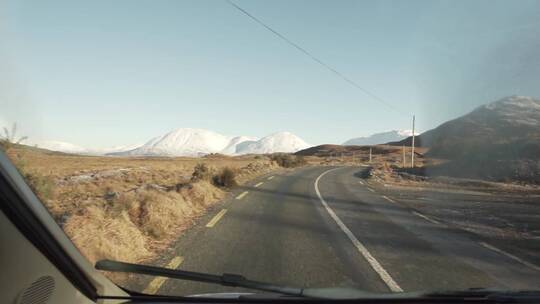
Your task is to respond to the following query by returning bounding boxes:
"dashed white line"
[143,256,184,294]
[254,182,264,187]
[480,242,540,272]
[267,176,275,180]
[358,180,364,185]
[367,187,375,193]
[382,195,396,203]
[315,168,403,292]
[412,211,440,225]
[235,191,249,200]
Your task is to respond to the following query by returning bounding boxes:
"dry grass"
[5,146,280,268]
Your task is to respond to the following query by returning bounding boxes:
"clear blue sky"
[1,0,539,147]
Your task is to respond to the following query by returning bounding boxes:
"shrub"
[191,163,212,182]
[212,167,237,188]
[270,153,307,168]
[295,155,307,166]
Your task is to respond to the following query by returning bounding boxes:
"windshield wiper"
[95,260,414,299]
[96,260,540,301]
[95,259,304,297]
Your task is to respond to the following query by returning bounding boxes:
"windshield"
[1,0,539,298]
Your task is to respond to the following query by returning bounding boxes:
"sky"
[1,0,540,148]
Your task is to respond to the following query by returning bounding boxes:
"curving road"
[141,166,540,296]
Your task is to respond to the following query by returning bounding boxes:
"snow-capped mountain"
[482,95,540,126]
[343,130,416,146]
[30,140,88,154]
[234,132,310,155]
[221,136,259,155]
[21,128,311,157]
[113,129,310,156]
[122,128,231,157]
[86,144,143,155]
[25,140,141,155]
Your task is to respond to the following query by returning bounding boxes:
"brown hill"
[295,144,399,157]
[388,96,540,160]
[389,96,540,183]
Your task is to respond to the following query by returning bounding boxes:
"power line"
[226,0,406,115]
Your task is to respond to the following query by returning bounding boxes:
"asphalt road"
[147,166,539,296]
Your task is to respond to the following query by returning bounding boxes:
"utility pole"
[369,147,372,163]
[402,145,406,168]
[411,115,416,168]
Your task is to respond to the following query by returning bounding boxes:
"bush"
[212,167,237,188]
[270,153,307,168]
[191,163,212,182]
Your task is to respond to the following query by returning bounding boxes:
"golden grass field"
[6,146,283,267]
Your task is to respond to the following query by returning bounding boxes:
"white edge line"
[267,176,275,180]
[480,242,540,272]
[382,195,396,203]
[315,168,403,292]
[412,211,440,225]
[254,182,264,187]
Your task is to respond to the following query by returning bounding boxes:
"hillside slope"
[393,96,540,158]
[390,96,540,182]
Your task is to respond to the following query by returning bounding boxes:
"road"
[141,166,540,296]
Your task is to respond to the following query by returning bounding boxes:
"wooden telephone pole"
[402,145,406,168]
[411,115,416,168]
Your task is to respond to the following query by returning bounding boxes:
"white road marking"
[315,168,403,292]
[235,191,249,200]
[267,176,275,180]
[480,242,540,272]
[254,182,264,187]
[358,180,364,185]
[382,195,396,203]
[206,209,228,228]
[143,256,184,294]
[367,187,375,193]
[412,211,440,224]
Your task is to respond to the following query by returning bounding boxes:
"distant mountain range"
[27,140,142,156]
[114,129,311,157]
[25,129,311,157]
[343,130,416,146]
